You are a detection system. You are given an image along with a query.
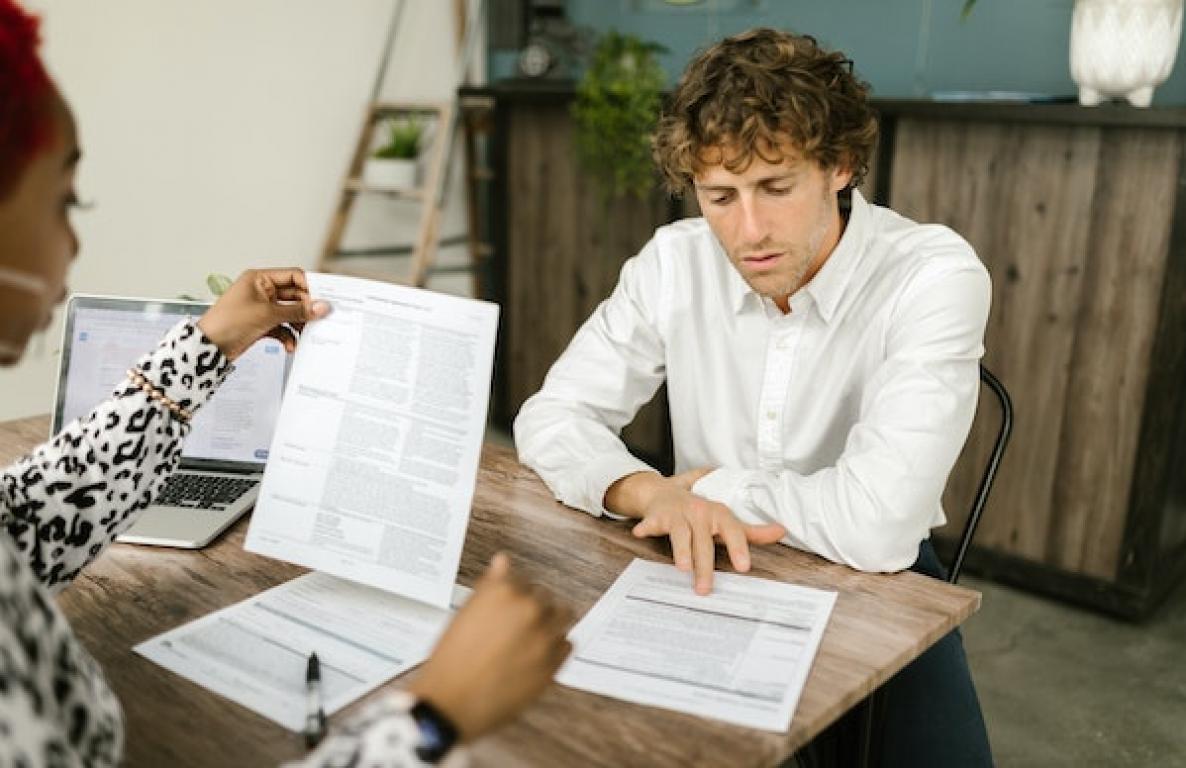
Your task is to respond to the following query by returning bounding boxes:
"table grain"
[0,415,979,767]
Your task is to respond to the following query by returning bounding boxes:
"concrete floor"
[960,573,1186,767]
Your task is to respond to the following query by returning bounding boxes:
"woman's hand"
[196,268,330,360]
[406,553,572,742]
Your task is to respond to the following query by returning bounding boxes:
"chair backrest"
[947,364,1014,584]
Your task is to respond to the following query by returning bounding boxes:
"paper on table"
[135,572,470,731]
[556,558,836,732]
[245,273,499,608]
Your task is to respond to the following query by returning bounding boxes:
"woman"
[0,2,571,765]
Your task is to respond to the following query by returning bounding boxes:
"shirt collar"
[724,188,871,322]
[804,188,870,324]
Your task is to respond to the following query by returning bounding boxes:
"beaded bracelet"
[126,368,193,423]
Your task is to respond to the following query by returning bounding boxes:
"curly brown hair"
[652,28,878,196]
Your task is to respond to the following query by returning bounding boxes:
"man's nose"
[737,197,766,244]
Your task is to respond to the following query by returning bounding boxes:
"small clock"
[518,40,556,78]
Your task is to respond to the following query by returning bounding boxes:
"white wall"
[2,0,475,420]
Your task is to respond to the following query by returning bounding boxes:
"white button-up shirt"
[514,190,990,572]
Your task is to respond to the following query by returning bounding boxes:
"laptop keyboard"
[156,474,258,511]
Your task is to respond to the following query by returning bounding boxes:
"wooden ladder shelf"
[318,100,454,287]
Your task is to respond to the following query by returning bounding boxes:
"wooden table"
[0,415,981,767]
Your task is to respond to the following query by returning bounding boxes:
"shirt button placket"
[758,322,797,471]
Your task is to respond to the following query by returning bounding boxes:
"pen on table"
[305,652,326,748]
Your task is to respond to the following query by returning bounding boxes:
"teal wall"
[492,0,1186,105]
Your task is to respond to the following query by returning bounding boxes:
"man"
[514,28,992,766]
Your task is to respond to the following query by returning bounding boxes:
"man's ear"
[830,163,854,193]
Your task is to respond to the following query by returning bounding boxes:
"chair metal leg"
[949,365,1014,584]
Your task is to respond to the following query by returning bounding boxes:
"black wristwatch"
[409,698,459,764]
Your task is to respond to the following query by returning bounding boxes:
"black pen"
[305,652,326,748]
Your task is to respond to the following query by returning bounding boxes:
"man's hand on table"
[605,469,787,596]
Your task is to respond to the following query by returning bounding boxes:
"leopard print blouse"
[0,321,438,767]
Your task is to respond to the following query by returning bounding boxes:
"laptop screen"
[54,296,289,468]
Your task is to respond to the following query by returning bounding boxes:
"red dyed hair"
[0,0,54,199]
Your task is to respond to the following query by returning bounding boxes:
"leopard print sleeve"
[0,319,232,593]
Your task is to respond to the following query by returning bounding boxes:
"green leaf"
[374,116,423,159]
[572,30,667,200]
[961,0,977,21]
[206,273,233,296]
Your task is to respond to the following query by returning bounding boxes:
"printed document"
[245,273,499,608]
[135,572,470,731]
[557,558,836,732]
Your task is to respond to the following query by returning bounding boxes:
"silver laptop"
[52,295,290,548]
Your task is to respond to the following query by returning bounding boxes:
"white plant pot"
[363,157,418,189]
[1070,0,1184,107]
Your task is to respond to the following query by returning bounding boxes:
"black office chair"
[946,364,1013,584]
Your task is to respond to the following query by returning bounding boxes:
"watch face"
[518,42,554,78]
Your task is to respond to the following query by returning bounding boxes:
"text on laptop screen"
[59,303,287,465]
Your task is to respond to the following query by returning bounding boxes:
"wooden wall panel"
[1048,130,1180,578]
[898,120,1181,580]
[1144,142,1186,574]
[505,103,672,465]
[893,119,1102,566]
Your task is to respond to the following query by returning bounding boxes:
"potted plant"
[364,116,423,189]
[572,31,667,199]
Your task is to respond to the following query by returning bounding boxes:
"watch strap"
[409,697,460,764]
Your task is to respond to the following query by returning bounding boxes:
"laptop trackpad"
[118,504,250,549]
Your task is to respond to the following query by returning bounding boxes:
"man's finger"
[632,517,656,538]
[669,521,692,572]
[745,523,788,545]
[691,521,715,595]
[718,517,752,573]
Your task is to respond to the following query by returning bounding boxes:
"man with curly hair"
[515,27,993,766]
